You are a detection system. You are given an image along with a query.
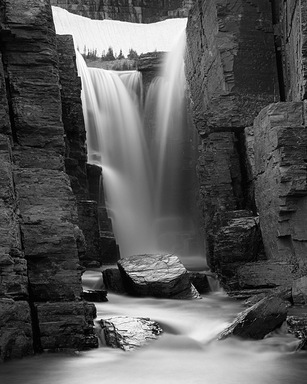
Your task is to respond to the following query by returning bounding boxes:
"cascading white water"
[144,33,205,268]
[76,36,204,265]
[76,52,157,257]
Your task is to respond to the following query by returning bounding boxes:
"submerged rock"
[218,296,291,340]
[98,316,163,351]
[117,254,201,299]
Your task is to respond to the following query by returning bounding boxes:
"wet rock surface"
[98,316,163,351]
[219,296,291,340]
[118,254,201,299]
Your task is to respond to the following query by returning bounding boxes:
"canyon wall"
[50,0,194,23]
[186,0,307,296]
[0,0,98,361]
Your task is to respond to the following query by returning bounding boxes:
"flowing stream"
[1,283,306,384]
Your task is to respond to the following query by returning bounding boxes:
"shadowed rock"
[83,289,108,302]
[117,253,201,299]
[188,272,211,294]
[98,316,163,351]
[103,268,126,294]
[218,296,291,340]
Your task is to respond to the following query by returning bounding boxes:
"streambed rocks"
[117,253,201,299]
[98,316,163,351]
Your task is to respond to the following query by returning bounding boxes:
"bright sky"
[52,6,187,57]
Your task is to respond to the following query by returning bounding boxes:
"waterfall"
[76,33,204,266]
[145,33,205,267]
[76,52,156,257]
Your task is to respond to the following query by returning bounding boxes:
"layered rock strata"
[0,0,97,360]
[56,36,118,266]
[247,102,307,279]
[185,0,279,293]
[50,0,194,23]
[272,0,307,101]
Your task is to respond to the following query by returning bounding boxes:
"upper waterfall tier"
[52,6,187,56]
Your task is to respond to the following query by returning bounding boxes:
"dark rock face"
[272,0,307,101]
[77,200,101,266]
[102,268,126,294]
[186,0,279,135]
[36,301,98,350]
[0,0,97,358]
[188,272,211,294]
[185,0,278,294]
[0,299,33,362]
[118,254,200,299]
[185,0,307,328]
[0,135,28,301]
[83,289,108,302]
[218,295,290,340]
[57,34,88,201]
[248,102,307,278]
[98,316,163,351]
[57,37,119,266]
[50,0,194,23]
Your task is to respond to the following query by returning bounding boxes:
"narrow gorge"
[1,0,307,383]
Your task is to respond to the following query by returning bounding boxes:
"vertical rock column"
[244,2,307,289]
[0,0,97,351]
[0,37,33,362]
[56,34,119,265]
[185,0,279,293]
[272,0,307,101]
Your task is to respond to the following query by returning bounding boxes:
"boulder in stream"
[218,295,291,340]
[98,316,163,351]
[117,253,201,299]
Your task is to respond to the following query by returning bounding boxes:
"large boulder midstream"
[117,253,201,299]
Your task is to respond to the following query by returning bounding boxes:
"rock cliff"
[0,0,97,361]
[50,0,194,23]
[185,0,279,292]
[185,0,307,298]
